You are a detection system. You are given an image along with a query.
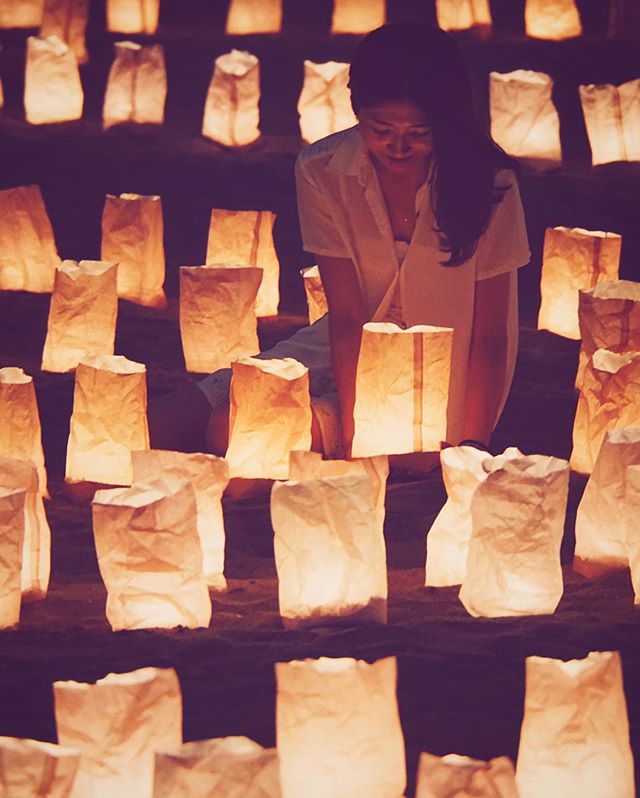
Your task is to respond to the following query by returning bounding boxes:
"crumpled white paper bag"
[54,667,182,798]
[0,487,25,630]
[24,35,83,124]
[226,357,312,480]
[179,264,261,373]
[538,227,621,340]
[92,480,212,630]
[516,651,634,798]
[0,184,59,292]
[490,70,561,165]
[225,0,282,34]
[206,208,279,318]
[0,736,80,797]
[330,0,385,33]
[351,322,453,458]
[459,453,569,617]
[272,474,388,628]
[416,752,518,798]
[300,266,327,324]
[103,41,166,128]
[435,0,492,30]
[41,260,118,373]
[577,280,640,389]
[131,449,230,590]
[570,349,640,474]
[65,354,149,486]
[106,0,158,33]
[573,429,640,578]
[625,464,640,604]
[0,0,43,28]
[276,656,405,798]
[525,0,582,39]
[297,61,356,144]
[202,50,260,148]
[101,192,167,308]
[153,736,280,798]
[40,0,89,64]
[579,78,640,166]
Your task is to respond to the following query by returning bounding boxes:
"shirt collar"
[325,126,372,186]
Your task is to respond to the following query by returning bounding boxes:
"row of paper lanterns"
[0,648,635,797]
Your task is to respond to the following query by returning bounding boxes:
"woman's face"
[358,100,433,175]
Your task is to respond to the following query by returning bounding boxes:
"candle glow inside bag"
[297,61,356,144]
[0,0,44,27]
[103,41,167,128]
[579,78,640,166]
[24,35,83,124]
[330,0,385,33]
[0,487,25,630]
[435,0,492,30]
[106,0,159,33]
[40,0,88,64]
[525,0,582,39]
[416,752,518,798]
[225,0,282,34]
[202,50,260,148]
[0,736,80,797]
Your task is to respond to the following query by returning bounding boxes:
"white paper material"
[300,266,327,324]
[225,0,282,34]
[101,192,167,308]
[226,357,312,480]
[153,737,280,798]
[0,184,60,292]
[525,0,582,39]
[54,667,182,798]
[435,0,492,30]
[0,0,44,27]
[573,429,640,578]
[24,35,83,124]
[625,465,640,604]
[276,656,405,798]
[103,41,166,128]
[297,61,356,144]
[92,481,211,630]
[41,260,118,373]
[131,449,230,590]
[0,736,80,797]
[40,0,89,64]
[351,322,453,458]
[206,208,279,318]
[579,78,640,166]
[179,264,261,373]
[490,70,562,165]
[0,367,48,498]
[272,474,388,628]
[106,0,158,33]
[459,454,569,617]
[202,50,260,148]
[330,0,385,33]
[570,349,640,475]
[538,227,621,340]
[516,651,634,798]
[416,752,517,798]
[66,355,149,486]
[0,487,25,630]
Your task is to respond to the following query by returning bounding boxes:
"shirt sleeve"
[295,153,351,259]
[475,169,531,281]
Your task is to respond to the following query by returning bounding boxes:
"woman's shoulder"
[296,126,361,176]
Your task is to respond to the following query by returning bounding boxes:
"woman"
[150,22,529,462]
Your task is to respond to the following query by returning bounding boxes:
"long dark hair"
[349,22,513,266]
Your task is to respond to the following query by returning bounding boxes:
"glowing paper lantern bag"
[490,70,561,165]
[435,0,492,31]
[525,0,582,39]
[153,737,280,798]
[577,280,640,388]
[570,350,640,474]
[0,737,79,797]
[579,79,640,166]
[297,61,356,144]
[24,35,83,124]
[459,454,569,617]
[103,42,167,128]
[207,208,279,317]
[0,487,25,630]
[131,449,230,590]
[40,0,89,64]
[516,652,634,798]
[626,465,640,603]
[272,474,387,628]
[106,0,159,33]
[351,322,453,458]
[225,0,282,34]
[101,193,167,308]
[538,227,621,340]
[54,667,181,798]
[300,266,327,323]
[65,355,149,486]
[0,0,44,28]
[416,752,518,798]
[0,368,48,497]
[226,357,312,480]
[179,265,261,373]
[202,50,260,147]
[330,0,386,33]
[92,481,211,630]
[276,656,406,798]
[41,260,118,373]
[573,429,640,578]
[0,185,59,292]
